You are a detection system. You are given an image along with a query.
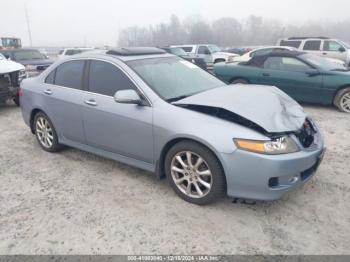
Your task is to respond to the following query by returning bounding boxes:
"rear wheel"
[231,78,249,85]
[34,112,63,152]
[165,141,225,205]
[334,87,350,113]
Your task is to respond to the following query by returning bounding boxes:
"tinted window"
[88,60,136,96]
[55,60,85,89]
[264,57,310,72]
[303,40,321,51]
[181,47,193,52]
[198,46,210,54]
[45,70,56,84]
[280,40,302,48]
[323,41,343,52]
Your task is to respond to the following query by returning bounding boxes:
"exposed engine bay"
[0,71,21,104]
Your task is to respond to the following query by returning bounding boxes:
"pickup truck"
[171,44,238,71]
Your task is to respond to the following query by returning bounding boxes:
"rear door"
[260,56,323,103]
[302,40,322,56]
[43,60,86,143]
[81,60,154,164]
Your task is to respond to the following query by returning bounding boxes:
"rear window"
[280,40,302,48]
[303,40,321,51]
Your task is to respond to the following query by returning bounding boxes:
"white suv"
[172,44,238,70]
[278,37,350,67]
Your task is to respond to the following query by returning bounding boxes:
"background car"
[224,47,252,56]
[214,50,350,112]
[278,37,350,67]
[232,46,297,63]
[172,44,239,71]
[160,47,207,70]
[0,53,26,106]
[0,48,53,77]
[20,47,324,205]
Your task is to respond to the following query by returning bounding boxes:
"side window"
[303,40,321,51]
[45,69,56,84]
[198,46,210,55]
[280,40,301,48]
[264,57,310,72]
[181,47,193,52]
[54,60,85,89]
[264,57,283,70]
[88,60,136,96]
[324,41,343,52]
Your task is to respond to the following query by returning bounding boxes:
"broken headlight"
[234,136,300,155]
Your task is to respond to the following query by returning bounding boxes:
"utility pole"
[24,4,33,47]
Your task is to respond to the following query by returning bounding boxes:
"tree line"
[118,15,350,48]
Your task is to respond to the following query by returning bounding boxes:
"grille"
[296,119,316,148]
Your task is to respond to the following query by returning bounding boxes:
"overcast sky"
[1,0,350,47]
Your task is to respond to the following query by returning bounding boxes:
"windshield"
[208,45,222,53]
[170,47,187,56]
[13,50,46,61]
[127,57,225,101]
[339,40,350,49]
[301,54,347,71]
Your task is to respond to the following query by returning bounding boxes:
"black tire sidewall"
[34,112,62,152]
[165,141,226,205]
[335,87,350,113]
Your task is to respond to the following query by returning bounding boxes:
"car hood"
[174,85,306,134]
[0,59,25,74]
[18,59,53,66]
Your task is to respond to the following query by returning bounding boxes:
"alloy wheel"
[170,151,213,198]
[35,117,54,148]
[340,92,350,113]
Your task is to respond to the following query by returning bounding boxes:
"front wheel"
[165,141,226,205]
[334,87,350,113]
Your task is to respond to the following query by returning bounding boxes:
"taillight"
[18,88,24,97]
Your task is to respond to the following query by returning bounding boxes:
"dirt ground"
[0,103,349,255]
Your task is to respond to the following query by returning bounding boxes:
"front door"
[322,40,348,63]
[81,60,154,164]
[259,56,323,103]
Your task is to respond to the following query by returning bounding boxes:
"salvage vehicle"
[278,37,350,67]
[160,47,207,70]
[20,47,325,205]
[0,53,26,106]
[172,44,238,71]
[0,48,53,77]
[214,50,350,113]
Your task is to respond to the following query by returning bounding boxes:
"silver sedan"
[19,47,325,205]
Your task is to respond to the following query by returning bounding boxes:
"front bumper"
[220,131,325,201]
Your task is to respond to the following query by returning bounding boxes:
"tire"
[231,78,249,85]
[13,95,20,106]
[334,87,350,113]
[165,141,226,205]
[33,112,63,152]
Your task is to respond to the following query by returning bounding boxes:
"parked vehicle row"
[20,47,325,205]
[160,47,207,70]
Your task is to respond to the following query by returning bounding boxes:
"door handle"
[262,73,270,77]
[84,99,97,106]
[43,89,53,95]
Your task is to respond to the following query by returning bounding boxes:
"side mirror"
[114,89,144,105]
[306,69,320,77]
[339,47,346,53]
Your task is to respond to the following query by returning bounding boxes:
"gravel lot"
[0,103,349,255]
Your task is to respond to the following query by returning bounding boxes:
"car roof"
[255,50,306,58]
[66,47,174,62]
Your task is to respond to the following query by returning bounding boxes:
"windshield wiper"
[167,95,190,103]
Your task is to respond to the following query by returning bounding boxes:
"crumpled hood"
[0,59,24,74]
[174,85,307,133]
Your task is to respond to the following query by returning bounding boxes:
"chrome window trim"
[43,57,153,107]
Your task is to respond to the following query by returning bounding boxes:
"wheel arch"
[214,58,226,64]
[229,76,251,84]
[29,108,46,134]
[156,137,227,190]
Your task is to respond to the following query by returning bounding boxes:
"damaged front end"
[175,104,317,151]
[0,70,26,105]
